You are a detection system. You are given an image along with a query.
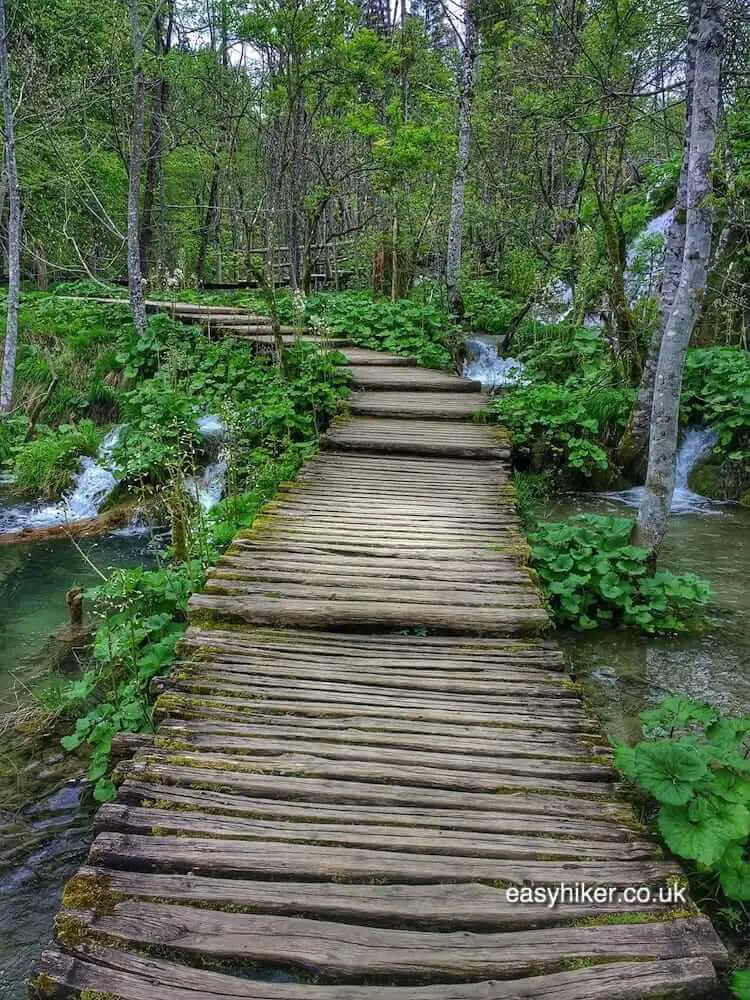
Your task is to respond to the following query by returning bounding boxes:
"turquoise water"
[555,495,750,743]
[0,534,151,712]
[0,530,154,999]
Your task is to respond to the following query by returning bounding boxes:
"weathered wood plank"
[346,366,482,392]
[96,804,650,860]
[88,833,680,886]
[116,782,634,841]
[68,866,669,929]
[188,593,549,635]
[34,948,721,1000]
[117,764,631,821]
[65,906,726,981]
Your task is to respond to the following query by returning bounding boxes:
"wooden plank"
[346,366,482,392]
[349,391,489,419]
[96,805,650,860]
[188,593,549,635]
[88,833,680,886]
[135,748,610,797]
[34,948,721,999]
[118,764,631,821]
[153,691,590,733]
[116,783,634,841]
[69,866,670,929]
[158,678,586,721]
[170,659,571,697]
[64,906,726,981]
[158,717,598,758]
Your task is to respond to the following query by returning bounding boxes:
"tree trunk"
[140,4,172,278]
[635,0,726,560]
[196,158,220,284]
[619,0,700,475]
[599,200,639,382]
[445,0,477,319]
[0,0,21,413]
[127,0,148,339]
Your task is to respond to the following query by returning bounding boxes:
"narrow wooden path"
[33,329,727,999]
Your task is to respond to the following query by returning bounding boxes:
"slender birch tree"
[0,0,21,412]
[620,0,701,474]
[127,0,148,338]
[636,0,727,559]
[445,0,477,318]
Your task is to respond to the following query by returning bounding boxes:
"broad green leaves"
[615,697,750,903]
[529,514,711,633]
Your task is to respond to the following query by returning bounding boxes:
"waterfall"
[463,338,525,390]
[0,414,231,535]
[532,279,574,325]
[0,427,122,534]
[185,459,228,511]
[600,427,720,514]
[625,207,675,303]
[185,414,228,511]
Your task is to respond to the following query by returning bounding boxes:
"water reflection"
[555,494,750,743]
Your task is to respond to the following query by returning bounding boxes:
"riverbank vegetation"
[0,0,749,991]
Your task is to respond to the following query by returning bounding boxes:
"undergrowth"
[529,514,711,633]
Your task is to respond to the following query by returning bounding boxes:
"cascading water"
[186,459,228,511]
[0,414,232,534]
[186,414,228,511]
[600,427,721,514]
[0,427,122,534]
[463,338,525,390]
[625,207,675,303]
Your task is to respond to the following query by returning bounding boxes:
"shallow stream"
[556,494,750,742]
[0,529,154,999]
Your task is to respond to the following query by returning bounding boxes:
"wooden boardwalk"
[33,336,728,999]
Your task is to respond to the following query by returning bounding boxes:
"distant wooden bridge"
[33,304,727,999]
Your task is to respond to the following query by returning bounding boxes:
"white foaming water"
[600,427,720,514]
[196,414,226,441]
[185,458,228,511]
[463,338,525,390]
[625,207,675,302]
[0,427,122,534]
[532,279,574,325]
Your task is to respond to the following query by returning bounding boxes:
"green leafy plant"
[492,379,632,479]
[306,290,451,368]
[13,420,102,497]
[530,515,712,633]
[615,696,750,902]
[461,281,525,335]
[731,969,750,1000]
[683,347,750,466]
[54,561,204,801]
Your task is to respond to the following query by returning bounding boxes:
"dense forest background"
[0,0,746,328]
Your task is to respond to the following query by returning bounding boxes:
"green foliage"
[530,515,712,633]
[731,969,750,1000]
[0,413,30,467]
[512,472,553,528]
[53,561,204,802]
[615,696,750,902]
[461,282,525,335]
[113,325,348,488]
[306,291,451,368]
[54,328,348,796]
[683,348,750,465]
[492,377,633,479]
[12,420,102,497]
[516,325,607,383]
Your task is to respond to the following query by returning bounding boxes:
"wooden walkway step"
[34,341,728,1000]
[349,390,488,418]
[323,418,508,458]
[348,365,482,392]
